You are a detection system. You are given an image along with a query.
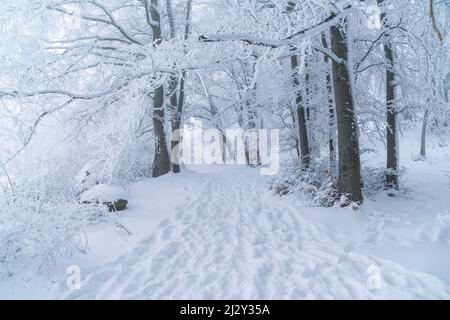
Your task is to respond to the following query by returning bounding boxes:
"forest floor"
[1,131,450,299]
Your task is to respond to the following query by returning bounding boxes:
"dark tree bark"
[327,73,337,174]
[147,0,171,178]
[444,73,450,103]
[170,0,192,173]
[171,72,187,173]
[287,2,310,168]
[321,33,337,174]
[244,100,259,166]
[420,109,429,157]
[290,54,310,168]
[330,19,363,203]
[151,85,171,178]
[378,0,399,190]
[169,79,181,173]
[165,0,181,172]
[290,106,301,157]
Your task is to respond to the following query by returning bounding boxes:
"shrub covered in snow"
[0,191,104,278]
[270,158,337,207]
[80,184,126,203]
[361,166,389,198]
[271,158,403,207]
[0,134,109,277]
[80,184,128,212]
[0,84,150,276]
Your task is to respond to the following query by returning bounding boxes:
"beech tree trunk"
[152,85,171,178]
[330,19,363,203]
[290,54,310,168]
[321,33,337,174]
[378,0,399,190]
[420,109,429,157]
[170,0,192,173]
[148,0,171,178]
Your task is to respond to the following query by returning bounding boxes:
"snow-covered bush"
[0,190,104,278]
[0,135,106,277]
[270,158,337,207]
[68,96,153,191]
[272,157,407,206]
[0,142,111,277]
[80,184,128,212]
[361,166,390,198]
[0,98,144,276]
[80,184,126,204]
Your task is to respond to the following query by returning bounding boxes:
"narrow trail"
[62,167,449,299]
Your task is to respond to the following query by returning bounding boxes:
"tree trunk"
[290,106,300,157]
[244,99,261,166]
[327,72,337,175]
[171,0,192,173]
[378,0,399,190]
[165,0,180,172]
[420,109,429,157]
[290,54,310,168]
[152,84,171,177]
[147,0,171,178]
[330,19,363,203]
[321,33,337,174]
[385,74,399,189]
[444,73,450,103]
[172,71,187,173]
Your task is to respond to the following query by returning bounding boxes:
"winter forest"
[0,0,450,300]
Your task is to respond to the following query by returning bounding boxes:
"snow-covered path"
[57,167,449,299]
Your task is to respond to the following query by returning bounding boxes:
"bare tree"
[321,33,337,174]
[330,18,363,203]
[169,0,193,173]
[377,0,399,190]
[290,54,310,168]
[146,0,171,177]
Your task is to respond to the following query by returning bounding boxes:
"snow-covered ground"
[1,132,449,299]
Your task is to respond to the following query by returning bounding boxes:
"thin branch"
[47,1,144,45]
[430,0,444,43]
[199,4,353,48]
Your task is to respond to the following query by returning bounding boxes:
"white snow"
[0,133,449,299]
[79,184,127,203]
